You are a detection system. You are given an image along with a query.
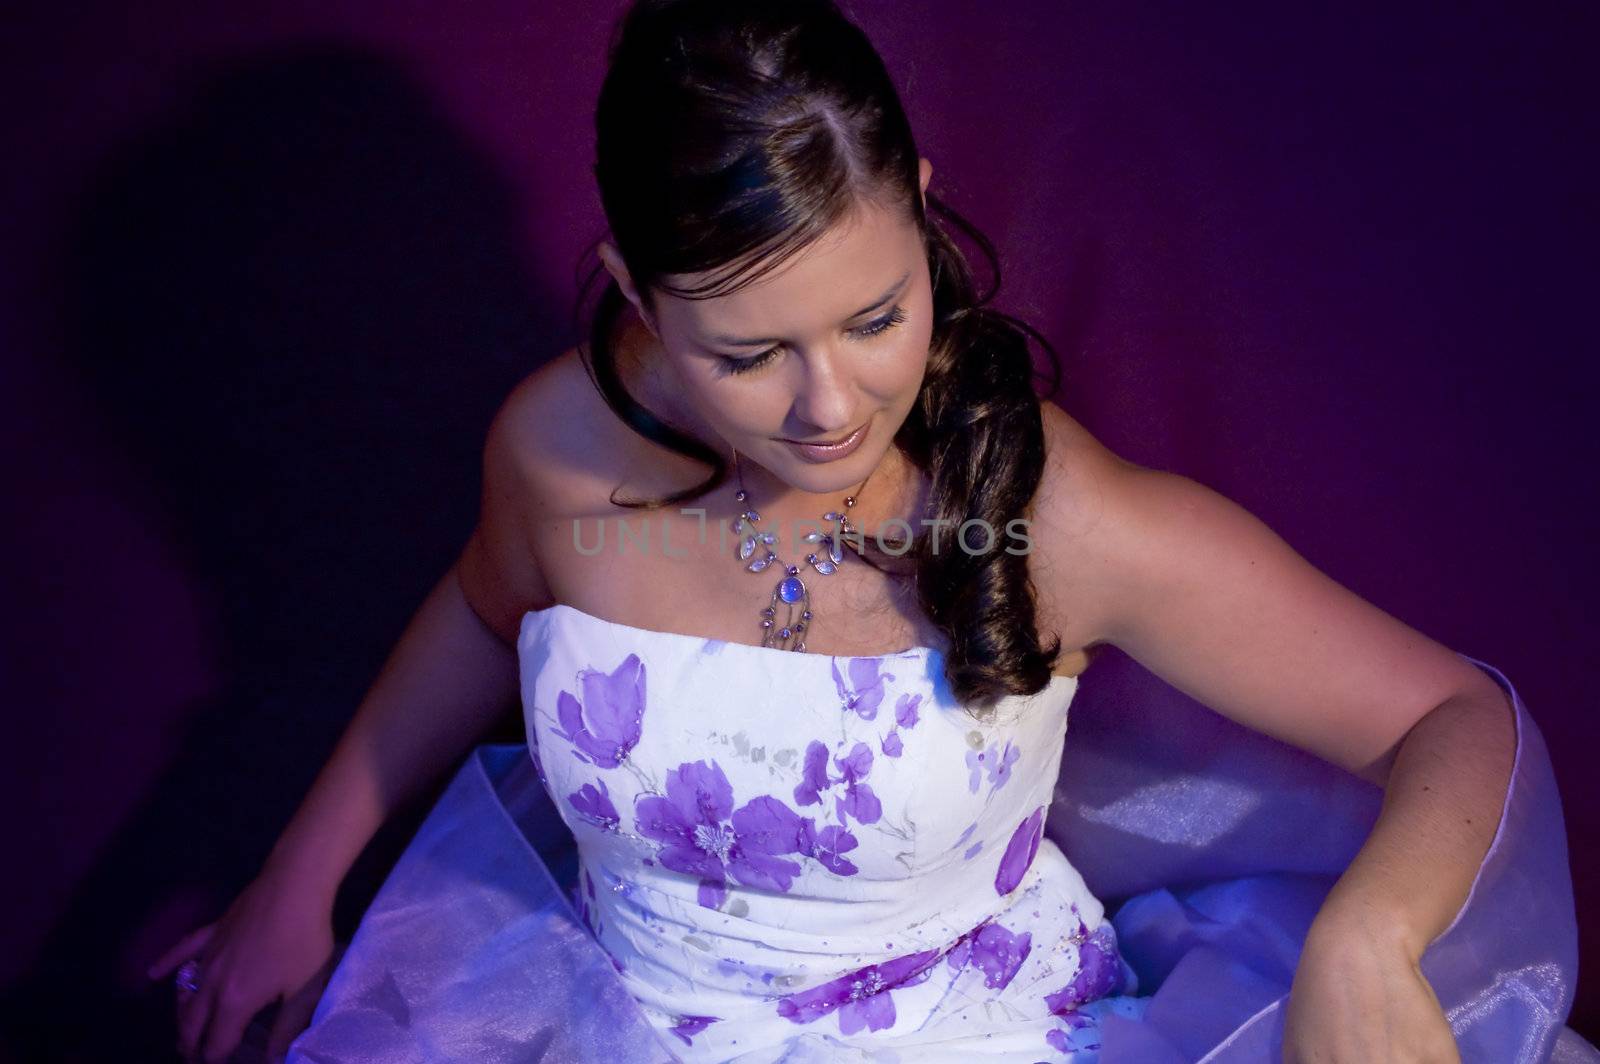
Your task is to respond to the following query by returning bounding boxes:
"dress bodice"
[517,603,1140,1060]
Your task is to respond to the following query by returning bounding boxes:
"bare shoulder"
[486,345,621,510]
[1028,400,1154,653]
[1031,404,1503,787]
[456,345,624,643]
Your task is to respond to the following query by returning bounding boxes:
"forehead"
[658,199,920,339]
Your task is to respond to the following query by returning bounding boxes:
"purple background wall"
[3,1,1594,1057]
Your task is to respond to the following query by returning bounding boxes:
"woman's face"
[602,161,935,501]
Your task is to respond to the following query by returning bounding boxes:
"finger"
[265,987,317,1060]
[266,946,341,1060]
[176,974,218,1062]
[200,985,265,1064]
[147,923,216,981]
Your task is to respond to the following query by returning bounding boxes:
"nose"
[790,348,856,436]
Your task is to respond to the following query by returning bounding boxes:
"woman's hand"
[1282,900,1459,1064]
[145,869,343,1063]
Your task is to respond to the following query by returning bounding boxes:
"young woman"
[147,1,1552,1061]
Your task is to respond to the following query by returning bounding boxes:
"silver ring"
[175,958,202,993]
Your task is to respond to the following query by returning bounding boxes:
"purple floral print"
[794,741,832,807]
[567,777,620,832]
[668,1013,721,1047]
[776,948,943,1034]
[552,654,647,768]
[572,867,598,937]
[792,740,881,827]
[995,805,1046,895]
[895,692,922,729]
[967,739,1022,794]
[1043,918,1129,1014]
[1045,1012,1098,1053]
[634,759,806,909]
[943,918,1033,991]
[880,693,923,758]
[832,742,882,826]
[830,657,891,721]
[798,818,860,876]
[988,740,1021,790]
[966,744,989,793]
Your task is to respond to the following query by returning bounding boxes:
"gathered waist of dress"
[572,835,1104,1007]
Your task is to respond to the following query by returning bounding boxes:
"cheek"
[690,374,791,432]
[873,320,934,397]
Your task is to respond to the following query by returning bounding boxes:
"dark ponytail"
[574,0,1065,713]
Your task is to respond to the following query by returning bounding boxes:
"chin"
[770,446,884,494]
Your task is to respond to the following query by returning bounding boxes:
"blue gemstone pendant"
[733,462,866,653]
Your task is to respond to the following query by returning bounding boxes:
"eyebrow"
[705,270,913,348]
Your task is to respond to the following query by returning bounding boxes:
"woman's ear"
[918,157,933,211]
[598,242,659,336]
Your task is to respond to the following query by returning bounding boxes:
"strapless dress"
[520,603,1150,1060]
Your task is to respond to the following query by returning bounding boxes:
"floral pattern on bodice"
[518,603,1145,1060]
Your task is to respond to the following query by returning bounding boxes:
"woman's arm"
[1310,681,1514,955]
[257,383,553,904]
[1033,405,1513,1062]
[254,554,522,903]
[1281,684,1512,1063]
[155,383,555,1064]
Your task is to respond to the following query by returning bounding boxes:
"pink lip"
[780,421,869,463]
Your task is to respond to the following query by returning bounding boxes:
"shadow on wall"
[2,41,557,1060]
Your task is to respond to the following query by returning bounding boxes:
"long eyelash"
[717,347,780,377]
[853,305,907,339]
[717,305,909,377]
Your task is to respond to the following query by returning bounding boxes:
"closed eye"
[716,306,909,378]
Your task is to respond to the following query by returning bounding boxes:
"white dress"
[518,603,1151,1061]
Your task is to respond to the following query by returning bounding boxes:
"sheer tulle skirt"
[288,656,1594,1063]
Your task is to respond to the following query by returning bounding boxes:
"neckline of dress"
[520,602,1078,693]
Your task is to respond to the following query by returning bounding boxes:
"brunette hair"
[574,0,1065,712]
